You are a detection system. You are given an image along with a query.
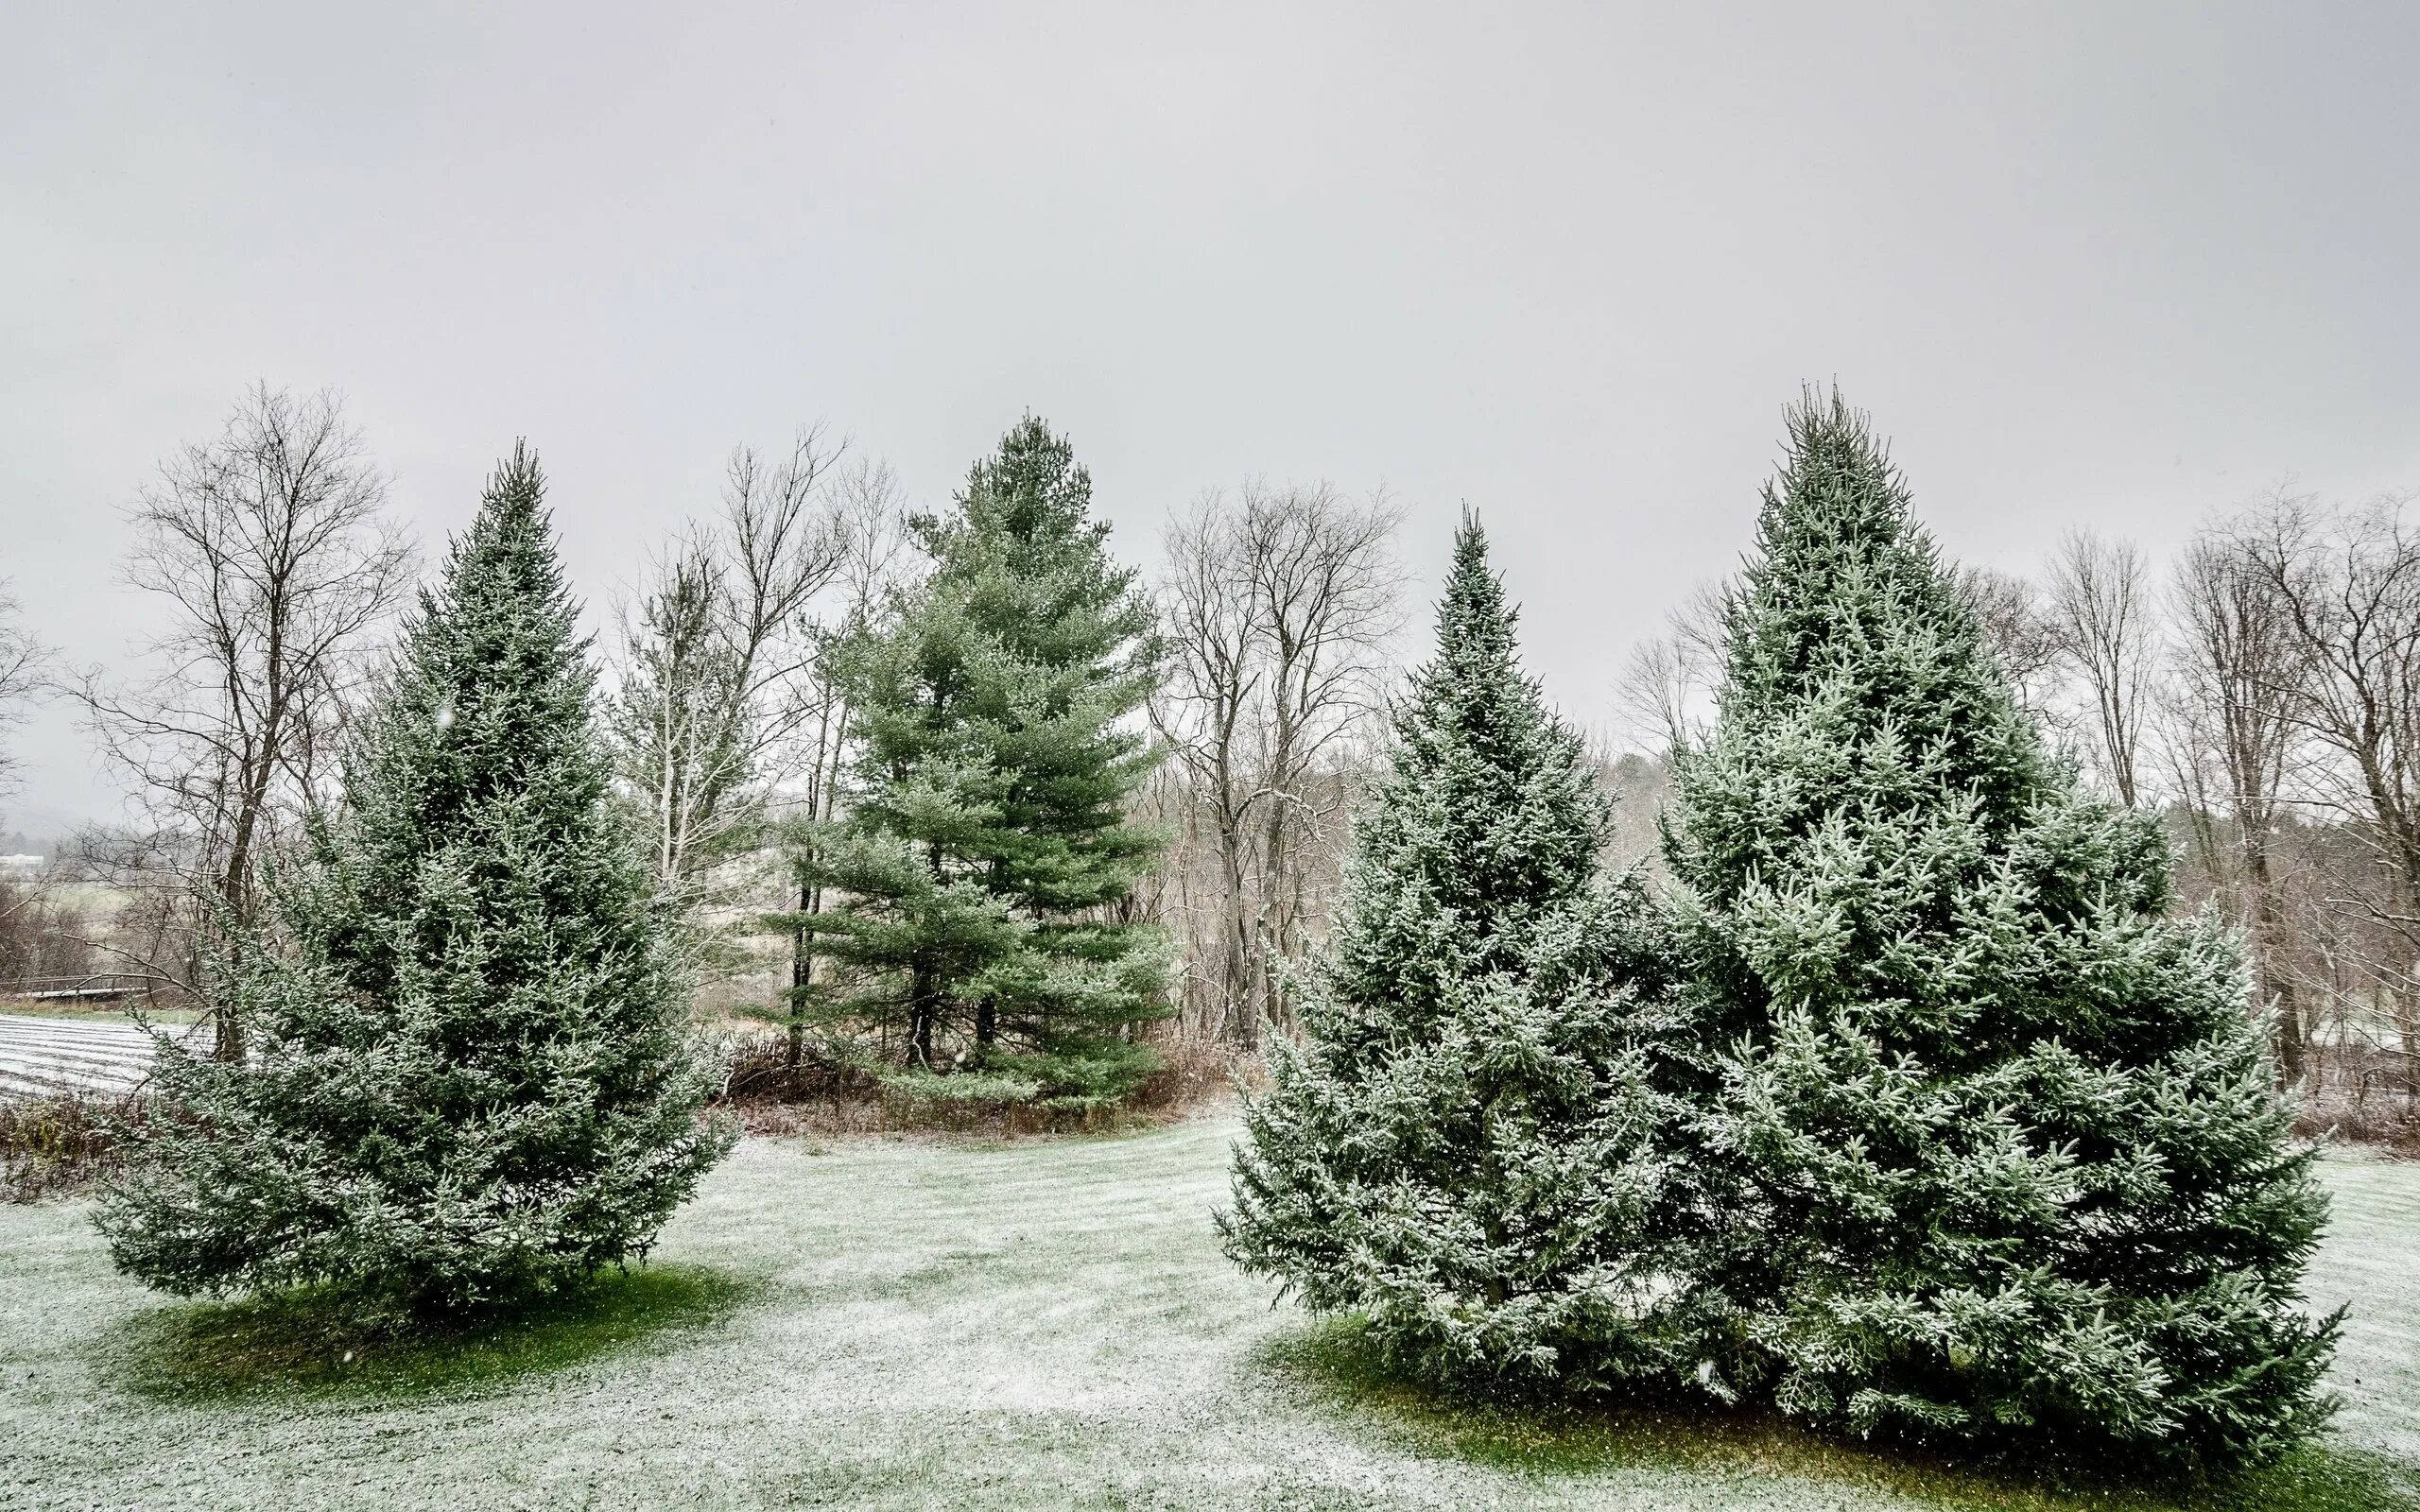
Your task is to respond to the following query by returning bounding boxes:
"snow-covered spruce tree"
[783,417,1168,1102]
[1664,390,2334,1469]
[1221,513,1689,1393]
[97,444,735,1317]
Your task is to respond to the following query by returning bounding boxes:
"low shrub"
[2,1090,130,1201]
[701,1025,1251,1138]
[2296,1090,2420,1156]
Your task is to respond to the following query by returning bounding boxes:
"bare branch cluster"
[611,430,848,899]
[1149,481,1404,1045]
[1614,580,1725,754]
[0,583,47,800]
[2046,531,2156,806]
[67,385,413,1045]
[605,434,912,1014]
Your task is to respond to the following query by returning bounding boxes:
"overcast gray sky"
[5,1,2418,839]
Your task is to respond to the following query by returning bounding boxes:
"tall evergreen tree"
[1664,391,2335,1468]
[785,417,1167,1101]
[97,445,734,1316]
[1222,514,1686,1392]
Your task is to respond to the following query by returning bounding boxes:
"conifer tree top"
[355,440,603,856]
[1696,387,2048,843]
[955,415,1102,550]
[1419,508,1524,714]
[1330,510,1606,1005]
[1724,389,1987,705]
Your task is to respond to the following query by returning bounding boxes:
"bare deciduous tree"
[0,584,58,980]
[613,430,848,903]
[0,583,45,800]
[1151,482,1401,1045]
[2046,530,2156,806]
[1615,579,1725,754]
[74,385,412,1055]
[780,456,910,1064]
[2234,492,2420,1106]
[1958,564,2064,716]
[2164,524,2308,1083]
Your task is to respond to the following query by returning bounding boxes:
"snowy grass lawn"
[2,1121,2414,1512]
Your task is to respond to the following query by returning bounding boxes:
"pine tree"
[1664,391,2335,1468]
[785,417,1167,1102]
[1221,514,1687,1393]
[96,445,735,1317]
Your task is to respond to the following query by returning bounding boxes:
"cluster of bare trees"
[2034,508,2420,1118]
[1618,495,2420,1122]
[30,386,914,1061]
[1148,484,1403,1046]
[611,432,849,903]
[605,435,909,1043]
[0,585,43,802]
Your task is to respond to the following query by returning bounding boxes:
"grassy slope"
[0,1123,2411,1512]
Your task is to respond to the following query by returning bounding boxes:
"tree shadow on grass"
[104,1263,764,1404]
[1252,1320,2420,1512]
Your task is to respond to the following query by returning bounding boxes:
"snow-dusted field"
[1,1120,2412,1511]
[0,1010,209,1098]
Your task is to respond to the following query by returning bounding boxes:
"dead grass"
[2297,1094,2420,1158]
[1,1089,129,1202]
[704,1028,1254,1140]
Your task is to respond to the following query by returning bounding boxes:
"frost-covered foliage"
[1664,391,2337,1468]
[785,417,1170,1103]
[95,446,734,1317]
[1222,515,1688,1392]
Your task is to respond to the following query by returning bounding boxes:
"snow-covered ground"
[0,1011,209,1098]
[0,1121,2411,1511]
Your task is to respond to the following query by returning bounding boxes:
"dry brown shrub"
[701,1028,1260,1142]
[2,1091,131,1201]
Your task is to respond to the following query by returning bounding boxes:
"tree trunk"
[1218,819,1255,1050]
[908,963,938,1068]
[2245,841,2303,1089]
[786,875,811,1071]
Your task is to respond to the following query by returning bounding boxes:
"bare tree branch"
[2046,530,2156,806]
[1150,481,1403,1046]
[0,583,48,801]
[69,384,413,1056]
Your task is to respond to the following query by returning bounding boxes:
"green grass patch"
[105,1262,762,1402]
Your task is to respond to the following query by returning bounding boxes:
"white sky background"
[4,1,2418,839]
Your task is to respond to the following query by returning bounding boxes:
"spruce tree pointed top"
[1332,509,1607,1007]
[443,440,574,604]
[1422,506,1523,708]
[1749,387,1927,569]
[96,438,731,1317]
[1223,508,1683,1393]
[358,441,601,860]
[1661,389,2335,1468]
[419,440,588,695]
[1680,387,2048,887]
[1721,388,1996,723]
